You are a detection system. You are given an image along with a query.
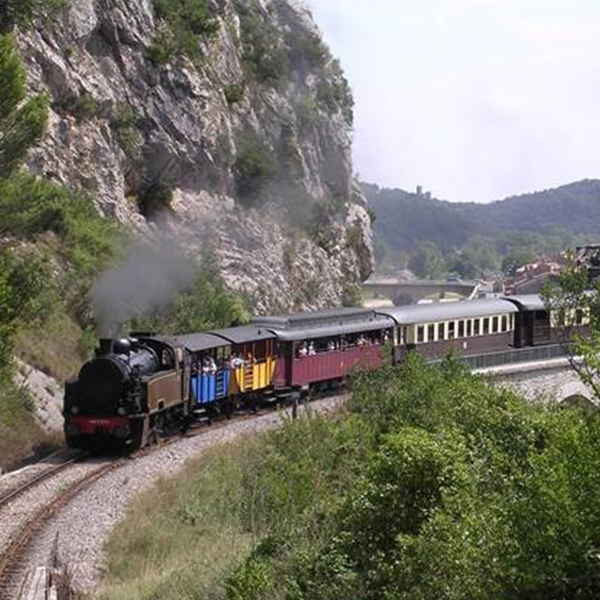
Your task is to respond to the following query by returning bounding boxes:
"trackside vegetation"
[0,18,124,468]
[96,355,600,600]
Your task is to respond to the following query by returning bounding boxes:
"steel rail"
[0,460,121,599]
[0,452,91,513]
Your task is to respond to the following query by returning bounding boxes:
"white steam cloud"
[92,240,197,337]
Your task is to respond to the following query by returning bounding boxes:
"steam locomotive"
[64,294,576,450]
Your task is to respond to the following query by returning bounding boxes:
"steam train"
[64,294,577,449]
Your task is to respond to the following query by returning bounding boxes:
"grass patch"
[96,409,365,600]
[15,309,88,383]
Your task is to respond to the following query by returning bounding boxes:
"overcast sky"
[307,0,600,203]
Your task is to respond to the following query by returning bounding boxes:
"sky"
[307,0,600,203]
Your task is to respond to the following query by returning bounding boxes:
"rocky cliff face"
[19,0,373,313]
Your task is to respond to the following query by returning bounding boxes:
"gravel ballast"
[5,395,345,595]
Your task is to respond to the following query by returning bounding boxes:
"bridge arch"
[558,381,596,412]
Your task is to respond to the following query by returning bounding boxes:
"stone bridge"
[476,358,597,410]
[363,278,480,305]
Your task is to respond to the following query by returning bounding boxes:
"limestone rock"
[14,360,64,433]
[19,0,374,312]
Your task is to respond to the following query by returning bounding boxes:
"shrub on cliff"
[149,0,218,63]
[233,136,276,205]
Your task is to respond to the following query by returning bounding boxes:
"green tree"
[449,237,501,279]
[502,246,536,276]
[408,242,446,279]
[0,251,45,371]
[131,262,250,335]
[0,34,48,175]
[542,260,600,401]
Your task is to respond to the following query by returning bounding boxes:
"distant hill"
[461,180,600,233]
[365,179,600,255]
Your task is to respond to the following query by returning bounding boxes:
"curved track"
[0,452,89,513]
[0,459,121,599]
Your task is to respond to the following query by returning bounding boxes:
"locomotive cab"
[64,336,188,450]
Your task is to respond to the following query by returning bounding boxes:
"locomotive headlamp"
[71,406,79,414]
[117,407,126,415]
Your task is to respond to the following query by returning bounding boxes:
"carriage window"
[492,316,499,334]
[448,321,456,340]
[474,319,480,336]
[466,320,472,337]
[438,322,445,341]
[458,320,465,338]
[417,326,425,343]
[501,315,508,332]
[483,318,490,335]
[428,324,435,343]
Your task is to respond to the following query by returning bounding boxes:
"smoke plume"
[92,240,197,337]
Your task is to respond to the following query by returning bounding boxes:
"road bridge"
[363,278,480,305]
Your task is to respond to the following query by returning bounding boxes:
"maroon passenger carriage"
[377,299,520,363]
[253,308,395,395]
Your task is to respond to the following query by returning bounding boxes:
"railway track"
[0,452,90,513]
[0,400,322,598]
[0,459,122,600]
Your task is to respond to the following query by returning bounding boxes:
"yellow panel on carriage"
[232,357,276,394]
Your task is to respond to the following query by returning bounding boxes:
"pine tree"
[0,34,48,176]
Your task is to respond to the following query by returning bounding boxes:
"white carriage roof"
[253,309,394,341]
[377,298,519,326]
[503,295,546,311]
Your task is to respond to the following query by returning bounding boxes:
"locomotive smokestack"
[96,339,115,357]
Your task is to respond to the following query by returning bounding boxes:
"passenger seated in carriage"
[202,356,217,374]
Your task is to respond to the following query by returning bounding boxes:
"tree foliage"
[0,252,46,372]
[542,260,600,402]
[408,241,446,279]
[149,0,218,63]
[130,261,250,335]
[0,35,48,175]
[223,356,600,600]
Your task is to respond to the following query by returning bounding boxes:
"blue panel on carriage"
[191,370,230,405]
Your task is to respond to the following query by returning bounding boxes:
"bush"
[0,173,122,277]
[130,260,250,335]
[239,11,289,86]
[110,103,143,159]
[0,35,49,174]
[233,136,276,205]
[150,0,218,62]
[0,251,47,371]
[0,0,67,33]
[341,282,363,307]
[146,37,173,65]
[224,83,245,106]
[71,91,99,122]
[138,181,173,218]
